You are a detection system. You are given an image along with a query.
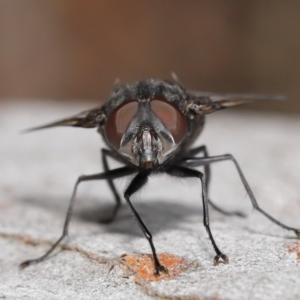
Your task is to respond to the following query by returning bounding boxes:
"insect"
[20,77,300,275]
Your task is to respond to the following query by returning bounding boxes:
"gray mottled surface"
[0,102,300,300]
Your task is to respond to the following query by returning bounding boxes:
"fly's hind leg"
[20,167,135,269]
[186,145,246,217]
[183,154,300,239]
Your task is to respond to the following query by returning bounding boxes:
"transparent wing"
[186,90,287,114]
[22,107,105,133]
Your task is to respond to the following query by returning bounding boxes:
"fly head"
[103,83,189,169]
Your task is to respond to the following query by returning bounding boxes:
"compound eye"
[105,100,138,149]
[150,99,188,143]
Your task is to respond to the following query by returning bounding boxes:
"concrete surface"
[0,102,300,300]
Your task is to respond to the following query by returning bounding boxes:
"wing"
[186,90,287,115]
[23,107,106,133]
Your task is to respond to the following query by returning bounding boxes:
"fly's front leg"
[186,145,245,217]
[101,149,123,223]
[167,166,229,266]
[20,167,135,269]
[124,172,168,276]
[183,154,300,239]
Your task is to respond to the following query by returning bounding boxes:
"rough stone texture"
[0,102,300,300]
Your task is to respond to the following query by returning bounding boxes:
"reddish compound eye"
[150,99,188,143]
[105,100,138,148]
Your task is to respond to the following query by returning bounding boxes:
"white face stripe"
[142,131,152,150]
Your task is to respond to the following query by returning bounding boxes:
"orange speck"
[287,242,300,260]
[22,237,30,244]
[121,253,188,282]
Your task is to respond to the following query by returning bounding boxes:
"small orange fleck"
[121,253,188,282]
[22,237,30,244]
[287,242,300,260]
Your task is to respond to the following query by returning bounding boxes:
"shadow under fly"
[20,76,300,275]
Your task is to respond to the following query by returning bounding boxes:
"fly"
[20,76,300,275]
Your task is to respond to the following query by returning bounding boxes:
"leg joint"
[77,175,86,183]
[224,153,233,160]
[145,232,152,240]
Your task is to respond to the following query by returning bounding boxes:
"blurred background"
[0,0,300,113]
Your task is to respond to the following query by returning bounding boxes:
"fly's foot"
[208,201,246,218]
[19,261,30,270]
[19,259,36,270]
[213,253,229,266]
[153,264,168,276]
[233,211,247,218]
